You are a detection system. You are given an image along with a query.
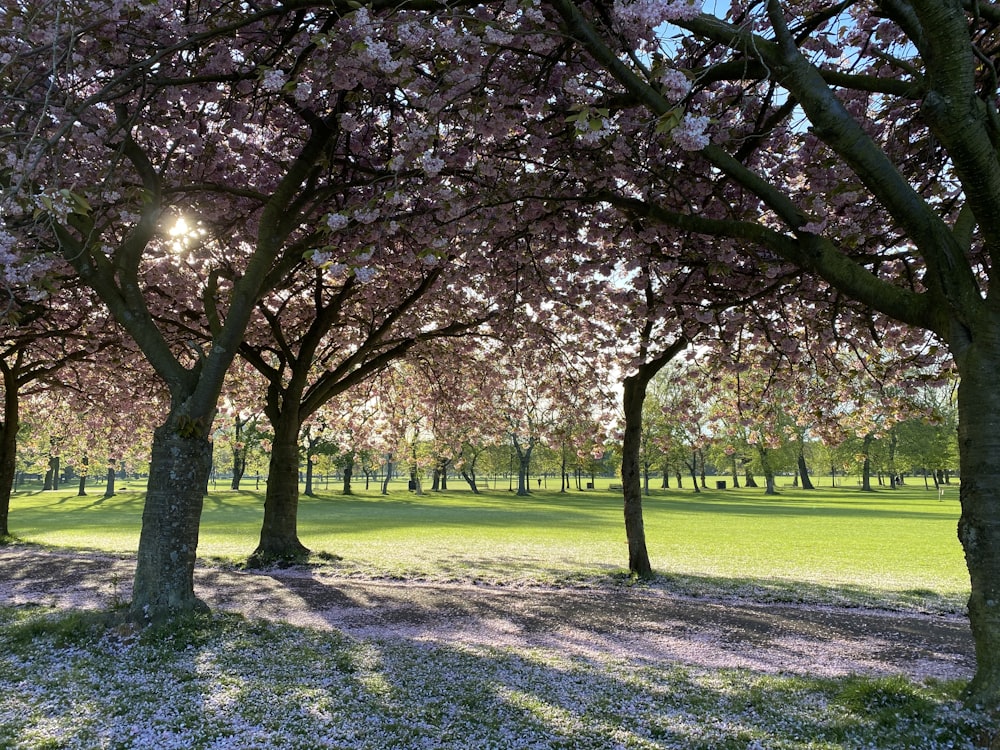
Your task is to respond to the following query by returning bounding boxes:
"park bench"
[608,483,623,490]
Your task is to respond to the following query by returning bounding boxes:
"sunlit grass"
[8,476,968,609]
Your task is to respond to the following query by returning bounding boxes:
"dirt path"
[0,545,975,681]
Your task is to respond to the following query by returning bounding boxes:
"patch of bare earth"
[0,545,974,681]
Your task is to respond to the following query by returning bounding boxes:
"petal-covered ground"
[0,545,976,681]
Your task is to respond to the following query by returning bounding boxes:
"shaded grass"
[0,605,990,750]
[7,478,969,610]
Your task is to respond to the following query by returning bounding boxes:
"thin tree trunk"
[304,452,315,497]
[513,436,533,496]
[77,455,88,497]
[688,449,700,493]
[797,446,815,490]
[461,469,480,493]
[342,454,354,495]
[860,434,874,491]
[620,339,684,578]
[622,373,653,578]
[888,430,898,489]
[758,446,777,495]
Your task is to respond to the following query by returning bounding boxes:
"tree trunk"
[251,409,309,565]
[731,455,740,488]
[0,367,19,537]
[130,424,212,620]
[342,454,354,495]
[860,434,874,491]
[955,337,1000,707]
[622,374,653,578]
[104,466,115,498]
[231,448,246,490]
[461,469,480,494]
[758,446,777,495]
[303,442,316,497]
[688,449,700,493]
[513,436,533,496]
[431,466,441,491]
[797,447,814,490]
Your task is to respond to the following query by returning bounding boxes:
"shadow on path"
[0,545,974,681]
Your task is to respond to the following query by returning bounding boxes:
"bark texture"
[956,336,1000,709]
[130,425,212,620]
[251,411,309,565]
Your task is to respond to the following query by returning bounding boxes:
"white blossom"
[326,213,349,232]
[672,113,711,151]
[420,150,446,178]
[262,69,287,92]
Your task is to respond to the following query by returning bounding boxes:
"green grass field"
[6,476,969,609]
[3,478,990,749]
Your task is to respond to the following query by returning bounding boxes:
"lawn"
[2,478,992,749]
[7,477,969,610]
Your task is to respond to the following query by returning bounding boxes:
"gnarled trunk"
[130,425,212,620]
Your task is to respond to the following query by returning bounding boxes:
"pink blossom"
[660,69,691,101]
[673,114,711,151]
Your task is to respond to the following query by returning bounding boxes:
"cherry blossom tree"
[536,0,1000,702]
[1,2,449,615]
[0,281,122,535]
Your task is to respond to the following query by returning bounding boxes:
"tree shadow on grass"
[0,604,989,749]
